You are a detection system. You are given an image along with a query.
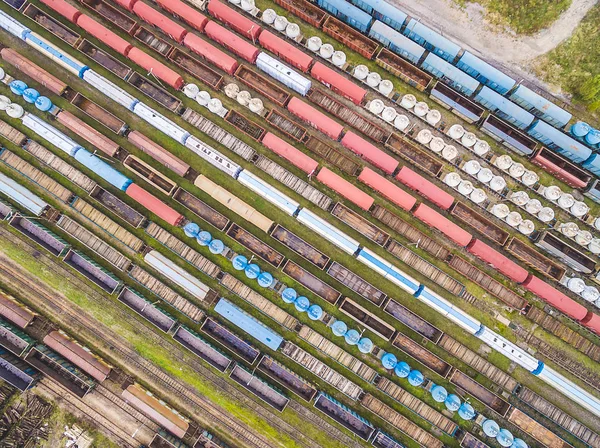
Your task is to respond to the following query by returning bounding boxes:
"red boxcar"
[132,2,187,43]
[125,184,184,226]
[467,239,529,284]
[581,312,600,334]
[57,111,120,157]
[262,132,318,175]
[207,0,262,41]
[183,33,238,75]
[341,132,398,175]
[127,47,184,90]
[357,168,416,211]
[310,62,366,105]
[0,293,35,329]
[204,21,259,64]
[258,30,313,73]
[77,15,133,56]
[155,0,208,33]
[521,276,588,321]
[395,166,454,210]
[128,131,190,178]
[530,148,589,189]
[112,0,138,10]
[1,48,67,95]
[39,0,81,22]
[317,168,373,211]
[287,97,343,140]
[413,204,472,247]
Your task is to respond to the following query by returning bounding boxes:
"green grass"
[535,3,600,115]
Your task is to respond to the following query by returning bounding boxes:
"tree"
[578,75,600,101]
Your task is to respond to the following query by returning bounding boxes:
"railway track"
[0,228,364,448]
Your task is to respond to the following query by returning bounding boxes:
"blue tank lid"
[295,295,310,312]
[381,352,398,370]
[496,429,514,447]
[586,129,600,145]
[458,402,475,420]
[444,394,461,411]
[184,222,200,238]
[22,88,39,103]
[257,271,274,288]
[9,80,27,95]
[408,369,424,386]
[394,361,411,378]
[35,96,54,112]
[308,304,323,321]
[281,287,297,303]
[357,337,373,353]
[511,438,528,448]
[232,255,248,270]
[331,320,348,336]
[431,385,448,403]
[196,230,212,246]
[482,419,500,437]
[571,121,591,137]
[209,239,224,254]
[344,329,360,345]
[245,263,261,279]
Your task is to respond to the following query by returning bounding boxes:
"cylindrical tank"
[196,90,211,106]
[494,154,513,170]
[331,51,346,67]
[379,79,393,96]
[525,199,542,214]
[366,72,381,87]
[354,65,369,80]
[400,94,416,109]
[575,230,593,246]
[241,0,255,10]
[571,121,591,138]
[538,207,555,223]
[473,140,490,156]
[492,203,510,219]
[458,180,474,196]
[594,217,600,231]
[274,15,288,31]
[521,170,539,186]
[506,211,523,227]
[589,238,600,255]
[426,109,441,126]
[368,99,385,115]
[183,84,199,99]
[0,68,4,81]
[22,88,39,104]
[394,114,410,131]
[308,36,322,52]
[463,160,481,176]
[9,80,27,96]
[461,132,477,147]
[510,191,529,206]
[543,185,562,201]
[477,168,493,183]
[416,129,433,145]
[470,188,487,204]
[444,172,462,188]
[381,106,396,122]
[489,176,506,192]
[559,222,579,238]
[413,101,429,117]
[442,145,458,161]
[224,83,240,98]
[571,201,589,217]
[567,277,586,294]
[508,163,525,178]
[237,90,251,106]
[518,220,535,235]
[582,285,600,303]
[586,129,600,146]
[0,95,11,110]
[286,23,300,39]
[249,98,263,114]
[262,8,276,24]
[429,137,445,153]
[558,193,575,209]
[208,98,223,114]
[6,104,24,119]
[35,96,54,112]
[319,43,334,59]
[447,124,465,140]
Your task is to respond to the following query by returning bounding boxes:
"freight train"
[2,10,600,422]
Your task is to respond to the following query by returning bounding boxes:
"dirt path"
[389,0,597,88]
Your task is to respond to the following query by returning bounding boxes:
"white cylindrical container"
[0,68,4,81]
[470,188,487,204]
[494,154,513,170]
[379,79,394,96]
[458,180,474,196]
[444,172,462,188]
[249,98,263,113]
[518,220,535,235]
[6,104,24,118]
[463,160,481,176]
[236,90,251,106]
[224,83,239,98]
[594,217,600,231]
[354,65,369,80]
[442,145,458,161]
[473,140,490,156]
[366,72,382,87]
[575,230,593,246]
[229,0,241,4]
[543,185,562,201]
[510,191,529,206]
[525,199,542,214]
[558,193,575,209]
[447,124,465,140]
[508,163,525,178]
[461,132,477,147]
[274,15,288,31]
[308,36,322,52]
[394,114,410,131]
[426,109,441,126]
[567,277,586,294]
[331,51,346,67]
[582,286,599,303]
[381,106,396,122]
[262,8,276,24]
[416,129,433,145]
[286,23,301,39]
[0,95,11,111]
[241,0,254,11]
[589,238,600,255]
[559,222,579,238]
[183,83,199,98]
[400,94,416,109]
[571,201,589,218]
[492,203,510,219]
[208,98,223,114]
[369,99,385,115]
[538,207,555,223]
[413,101,429,117]
[521,170,539,186]
[477,168,493,183]
[319,43,334,59]
[429,137,445,153]
[489,176,506,192]
[506,211,523,227]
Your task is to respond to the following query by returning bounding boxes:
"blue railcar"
[420,53,480,96]
[527,120,592,164]
[474,86,534,130]
[403,19,461,62]
[317,0,372,33]
[456,51,516,94]
[73,149,132,191]
[509,85,572,128]
[369,20,425,65]
[349,0,407,32]
[582,154,600,176]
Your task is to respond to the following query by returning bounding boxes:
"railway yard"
[0,0,599,447]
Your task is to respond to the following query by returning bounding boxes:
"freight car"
[9,216,68,257]
[229,363,290,412]
[172,325,232,372]
[258,355,317,402]
[316,393,374,440]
